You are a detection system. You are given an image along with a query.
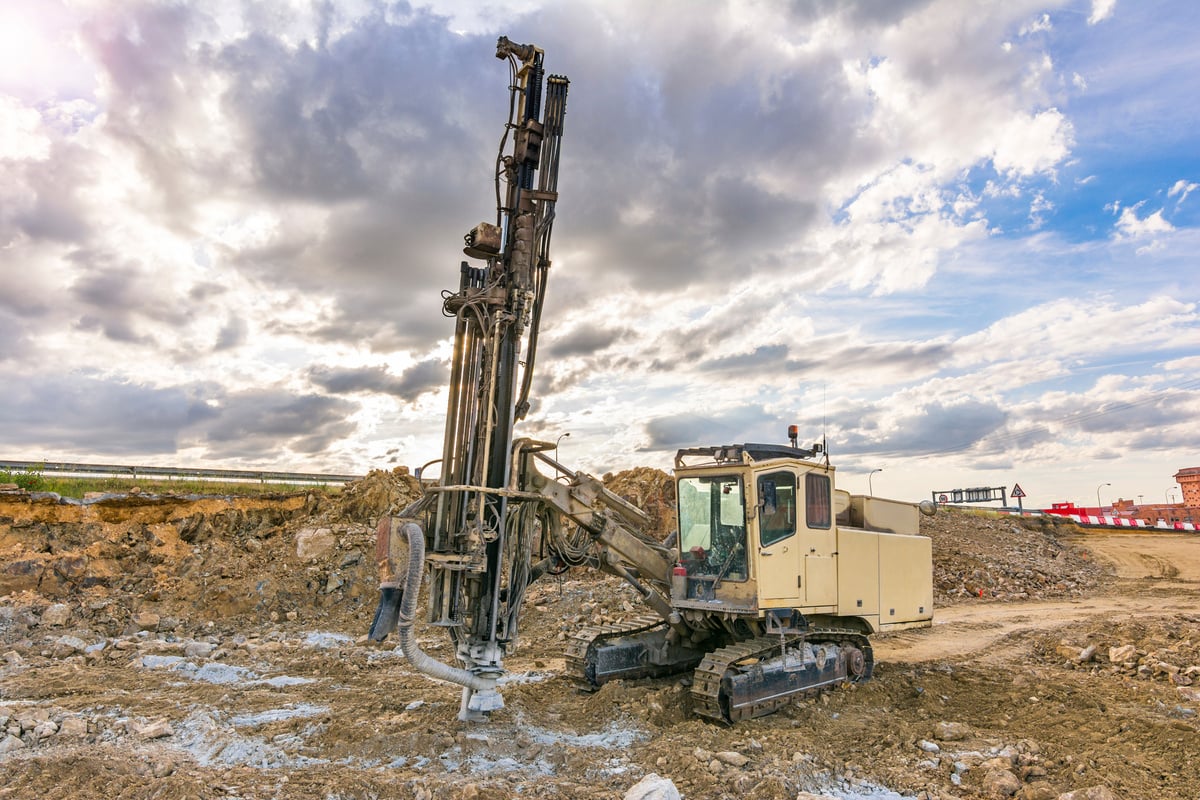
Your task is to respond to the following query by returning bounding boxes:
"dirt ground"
[2,472,1199,800]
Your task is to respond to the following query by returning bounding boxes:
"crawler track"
[564,614,667,686]
[691,628,873,723]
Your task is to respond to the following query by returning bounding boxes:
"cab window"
[806,472,832,529]
[677,475,748,582]
[758,471,796,547]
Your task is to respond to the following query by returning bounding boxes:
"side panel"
[804,554,838,607]
[848,496,920,534]
[755,541,802,606]
[878,533,933,625]
[836,528,879,616]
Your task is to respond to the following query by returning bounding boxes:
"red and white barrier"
[1066,515,1146,527]
[1061,514,1194,531]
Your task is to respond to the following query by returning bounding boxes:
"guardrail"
[0,459,362,486]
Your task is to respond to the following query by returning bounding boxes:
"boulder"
[1056,787,1119,800]
[714,751,750,767]
[935,721,971,741]
[132,611,160,631]
[984,768,1022,798]
[295,528,337,561]
[1108,644,1137,664]
[623,773,681,800]
[41,603,72,626]
[134,719,174,739]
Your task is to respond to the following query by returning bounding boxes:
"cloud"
[1168,179,1198,205]
[0,371,358,462]
[308,359,449,402]
[991,109,1073,178]
[201,390,357,457]
[546,324,631,358]
[215,315,247,351]
[1088,0,1117,25]
[1,0,1194,506]
[1114,203,1174,239]
[0,373,216,454]
[641,405,787,452]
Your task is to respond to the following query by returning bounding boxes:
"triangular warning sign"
[1011,483,1026,498]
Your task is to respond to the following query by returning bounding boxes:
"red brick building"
[1175,466,1200,507]
[1103,465,1200,527]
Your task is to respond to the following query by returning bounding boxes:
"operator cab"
[672,441,829,613]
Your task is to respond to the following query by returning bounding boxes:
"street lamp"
[1166,488,1178,504]
[868,468,882,496]
[1096,482,1110,512]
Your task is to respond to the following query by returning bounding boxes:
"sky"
[1,0,1198,510]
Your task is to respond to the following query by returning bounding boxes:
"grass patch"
[0,464,46,491]
[1,470,345,499]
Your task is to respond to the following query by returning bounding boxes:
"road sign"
[1011,483,1026,499]
[930,486,1007,504]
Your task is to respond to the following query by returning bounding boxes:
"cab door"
[800,470,838,607]
[754,470,802,606]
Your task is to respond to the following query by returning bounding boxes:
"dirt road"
[878,531,1200,665]
[2,492,1199,800]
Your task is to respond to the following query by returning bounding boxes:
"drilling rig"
[369,37,935,724]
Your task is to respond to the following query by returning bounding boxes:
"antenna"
[822,383,829,465]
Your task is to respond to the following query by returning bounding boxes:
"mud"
[2,475,1199,799]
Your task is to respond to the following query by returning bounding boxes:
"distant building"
[1175,467,1200,507]
[1047,466,1200,528]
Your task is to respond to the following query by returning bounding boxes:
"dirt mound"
[0,469,421,640]
[5,474,1196,799]
[922,509,1109,604]
[331,467,423,522]
[602,466,676,539]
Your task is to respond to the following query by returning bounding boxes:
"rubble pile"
[328,467,422,523]
[922,510,1107,603]
[1037,614,1200,693]
[602,467,677,539]
[0,469,421,641]
[2,473,1197,799]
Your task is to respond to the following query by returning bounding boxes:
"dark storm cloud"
[546,324,631,358]
[838,400,1009,457]
[215,315,248,351]
[700,344,791,374]
[0,372,358,460]
[66,254,182,345]
[69,2,500,351]
[0,312,29,362]
[206,12,508,346]
[787,0,937,28]
[4,141,94,244]
[650,322,949,381]
[308,358,448,402]
[188,281,228,302]
[641,405,789,452]
[506,4,869,291]
[784,340,953,378]
[0,373,217,454]
[202,390,357,457]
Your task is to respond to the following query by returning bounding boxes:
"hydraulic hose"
[392,520,496,693]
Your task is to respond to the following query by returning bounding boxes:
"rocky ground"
[1,470,1199,799]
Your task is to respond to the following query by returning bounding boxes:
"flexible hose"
[394,520,495,692]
